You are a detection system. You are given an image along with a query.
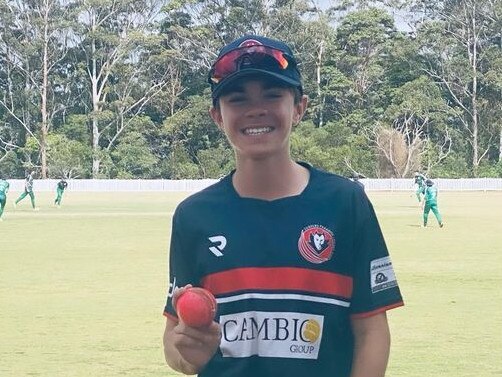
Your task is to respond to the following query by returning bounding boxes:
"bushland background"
[1,0,501,180]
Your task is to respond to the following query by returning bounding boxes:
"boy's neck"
[232,157,309,200]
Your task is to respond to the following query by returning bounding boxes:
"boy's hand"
[170,320,221,371]
[169,285,221,372]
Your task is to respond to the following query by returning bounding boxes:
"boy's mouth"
[243,126,273,135]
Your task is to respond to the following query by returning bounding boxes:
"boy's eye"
[227,95,246,103]
[265,89,285,98]
[266,92,282,98]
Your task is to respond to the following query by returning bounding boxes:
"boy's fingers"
[172,284,193,309]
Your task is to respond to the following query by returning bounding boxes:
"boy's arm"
[163,315,221,375]
[350,312,390,377]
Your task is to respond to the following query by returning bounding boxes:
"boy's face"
[210,78,307,161]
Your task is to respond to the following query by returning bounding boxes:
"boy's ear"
[294,94,308,123]
[209,106,224,129]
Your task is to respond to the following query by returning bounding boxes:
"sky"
[312,0,413,31]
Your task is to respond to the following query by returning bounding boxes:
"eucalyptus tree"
[0,0,74,178]
[412,0,500,175]
[72,0,167,177]
[288,9,339,127]
[368,75,452,177]
[46,133,91,178]
[483,0,502,162]
[334,8,397,110]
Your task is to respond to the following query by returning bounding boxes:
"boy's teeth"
[244,127,272,135]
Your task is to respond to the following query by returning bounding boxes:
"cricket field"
[1,191,501,376]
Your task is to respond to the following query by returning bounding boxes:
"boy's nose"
[244,103,268,118]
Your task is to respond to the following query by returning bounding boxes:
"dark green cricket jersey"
[424,185,438,203]
[25,176,34,192]
[164,163,403,377]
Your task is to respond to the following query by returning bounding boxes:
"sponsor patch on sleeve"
[370,256,397,293]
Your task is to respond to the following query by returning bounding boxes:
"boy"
[422,179,444,228]
[162,35,403,377]
[0,176,9,221]
[14,170,37,210]
[54,179,68,207]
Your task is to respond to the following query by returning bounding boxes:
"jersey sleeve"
[350,193,404,318]
[163,206,198,319]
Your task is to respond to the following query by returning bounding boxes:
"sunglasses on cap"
[209,45,293,85]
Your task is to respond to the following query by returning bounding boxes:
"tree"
[160,94,225,177]
[46,133,91,178]
[414,0,500,175]
[0,0,74,178]
[335,8,397,109]
[369,76,452,177]
[111,131,158,178]
[73,0,167,177]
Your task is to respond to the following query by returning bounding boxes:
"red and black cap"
[208,35,303,103]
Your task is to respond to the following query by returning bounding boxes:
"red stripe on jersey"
[350,301,404,319]
[201,267,353,298]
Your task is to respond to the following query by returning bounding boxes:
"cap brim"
[211,69,302,100]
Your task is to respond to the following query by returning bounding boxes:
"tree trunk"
[316,40,324,127]
[91,35,100,178]
[40,7,49,179]
[470,4,479,175]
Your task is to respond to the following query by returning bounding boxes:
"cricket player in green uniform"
[54,179,68,207]
[423,179,444,228]
[0,177,9,221]
[414,171,426,203]
[14,171,37,209]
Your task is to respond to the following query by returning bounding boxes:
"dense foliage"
[1,0,501,178]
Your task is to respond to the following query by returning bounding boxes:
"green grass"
[1,191,501,376]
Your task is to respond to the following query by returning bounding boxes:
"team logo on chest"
[298,225,335,264]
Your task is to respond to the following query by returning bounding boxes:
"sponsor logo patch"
[298,225,335,264]
[219,311,324,359]
[370,256,397,293]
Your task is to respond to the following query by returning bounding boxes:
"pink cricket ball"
[175,287,217,328]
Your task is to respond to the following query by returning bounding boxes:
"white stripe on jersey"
[216,292,350,307]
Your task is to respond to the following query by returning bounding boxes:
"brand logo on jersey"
[298,225,335,264]
[219,311,324,359]
[370,256,398,293]
[208,235,227,257]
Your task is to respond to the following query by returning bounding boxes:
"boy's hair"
[209,35,303,106]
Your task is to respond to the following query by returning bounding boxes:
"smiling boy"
[162,35,403,377]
